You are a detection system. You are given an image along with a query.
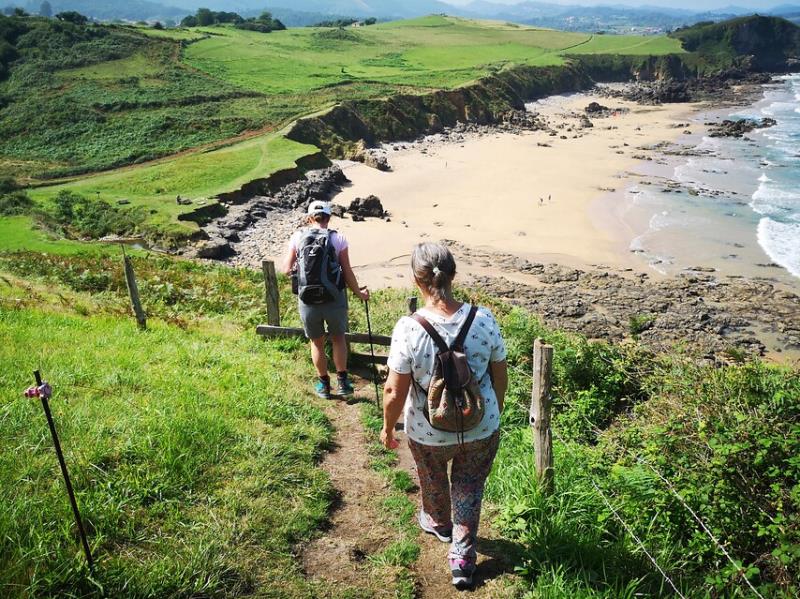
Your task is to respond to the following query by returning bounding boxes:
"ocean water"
[626,75,800,282]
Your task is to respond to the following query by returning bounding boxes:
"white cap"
[307,200,332,216]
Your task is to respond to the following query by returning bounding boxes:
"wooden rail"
[255,325,391,346]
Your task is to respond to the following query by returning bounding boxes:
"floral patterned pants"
[408,431,500,562]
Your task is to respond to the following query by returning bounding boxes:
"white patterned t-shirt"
[387,304,507,446]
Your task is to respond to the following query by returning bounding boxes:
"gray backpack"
[295,228,345,305]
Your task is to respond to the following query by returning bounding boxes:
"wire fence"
[549,426,688,599]
[509,359,765,599]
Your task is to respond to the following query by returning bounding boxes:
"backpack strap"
[411,313,449,353]
[453,305,479,351]
[412,305,479,352]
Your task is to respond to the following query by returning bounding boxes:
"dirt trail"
[304,380,524,598]
[302,393,394,593]
[395,431,524,599]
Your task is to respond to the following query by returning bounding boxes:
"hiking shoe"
[337,376,355,397]
[418,510,452,543]
[314,379,331,399]
[449,558,476,590]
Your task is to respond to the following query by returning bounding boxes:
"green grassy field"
[0,14,685,250]
[0,216,144,255]
[23,133,318,243]
[181,17,683,95]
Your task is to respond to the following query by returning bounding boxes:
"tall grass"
[0,273,337,597]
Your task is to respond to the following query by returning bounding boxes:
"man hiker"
[282,200,370,399]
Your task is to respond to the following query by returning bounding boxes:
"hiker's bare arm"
[281,244,297,275]
[338,247,369,301]
[381,369,410,450]
[490,360,508,413]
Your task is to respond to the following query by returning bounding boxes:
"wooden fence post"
[531,338,554,494]
[407,296,418,315]
[123,254,146,330]
[262,260,280,326]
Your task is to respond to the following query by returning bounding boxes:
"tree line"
[180,8,285,33]
[311,17,377,27]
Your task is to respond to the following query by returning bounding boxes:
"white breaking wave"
[751,179,800,217]
[757,218,800,278]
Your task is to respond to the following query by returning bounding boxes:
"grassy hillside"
[1,251,797,597]
[0,271,334,597]
[670,15,800,72]
[0,254,428,598]
[0,14,683,186]
[0,14,686,247]
[0,16,281,182]
[24,133,320,244]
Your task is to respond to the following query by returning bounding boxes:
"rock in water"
[709,118,777,138]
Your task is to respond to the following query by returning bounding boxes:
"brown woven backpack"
[412,305,485,440]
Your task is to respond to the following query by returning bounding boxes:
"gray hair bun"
[412,242,456,300]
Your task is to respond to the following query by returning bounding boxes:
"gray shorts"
[298,298,349,339]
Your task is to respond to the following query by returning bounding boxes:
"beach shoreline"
[224,85,800,360]
[322,92,707,289]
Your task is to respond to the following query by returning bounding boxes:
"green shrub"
[48,190,146,238]
[0,190,34,215]
[491,307,800,597]
[628,313,655,336]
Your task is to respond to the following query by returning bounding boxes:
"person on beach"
[282,200,369,399]
[380,242,508,590]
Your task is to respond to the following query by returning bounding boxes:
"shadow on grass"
[472,535,528,590]
[510,527,680,598]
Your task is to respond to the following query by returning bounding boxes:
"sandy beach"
[226,89,799,359]
[328,93,704,289]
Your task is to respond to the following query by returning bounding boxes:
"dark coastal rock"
[348,195,385,218]
[196,239,234,259]
[709,118,777,138]
[447,241,800,359]
[365,153,391,171]
[585,101,609,114]
[598,72,774,107]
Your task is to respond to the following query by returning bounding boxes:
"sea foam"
[757,218,800,277]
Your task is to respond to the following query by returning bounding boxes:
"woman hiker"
[282,200,369,399]
[380,242,509,589]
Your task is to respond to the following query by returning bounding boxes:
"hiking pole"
[363,298,381,410]
[25,371,94,572]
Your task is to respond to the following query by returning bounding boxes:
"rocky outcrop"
[709,117,778,137]
[598,71,774,105]
[446,241,800,359]
[348,195,385,220]
[187,166,349,260]
[214,151,331,205]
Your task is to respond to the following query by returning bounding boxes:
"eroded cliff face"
[286,63,594,159]
[286,19,800,161]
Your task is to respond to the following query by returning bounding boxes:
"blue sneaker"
[314,379,331,399]
[337,376,355,397]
